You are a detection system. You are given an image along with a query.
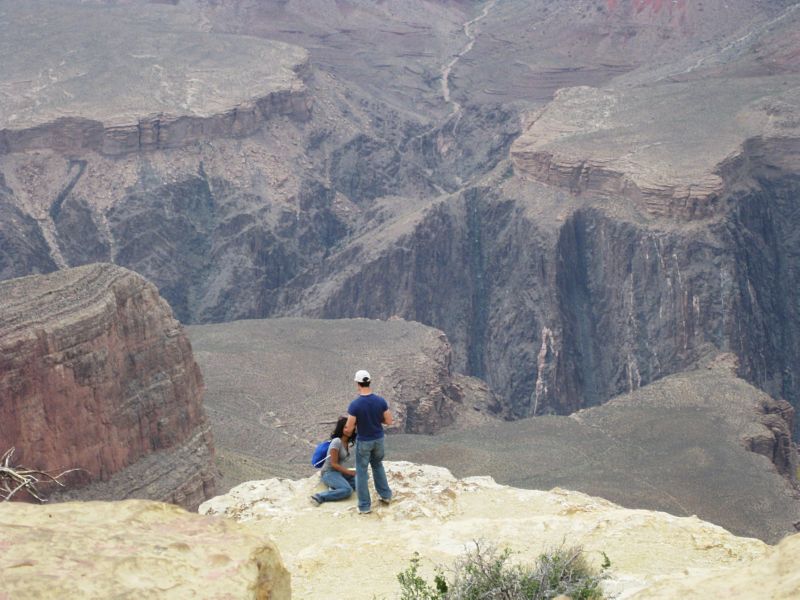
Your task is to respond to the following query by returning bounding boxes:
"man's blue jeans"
[355,437,391,512]
[318,470,356,502]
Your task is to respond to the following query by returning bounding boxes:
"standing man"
[344,369,393,514]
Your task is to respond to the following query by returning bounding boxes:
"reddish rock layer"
[0,263,215,509]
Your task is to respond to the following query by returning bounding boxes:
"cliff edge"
[0,263,216,509]
[201,462,800,599]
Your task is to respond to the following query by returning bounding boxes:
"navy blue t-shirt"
[347,393,388,441]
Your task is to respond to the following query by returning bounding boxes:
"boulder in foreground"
[0,499,290,599]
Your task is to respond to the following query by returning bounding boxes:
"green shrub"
[396,541,609,600]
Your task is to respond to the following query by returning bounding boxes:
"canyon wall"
[0,88,311,158]
[0,0,798,432]
[280,168,800,428]
[0,263,216,509]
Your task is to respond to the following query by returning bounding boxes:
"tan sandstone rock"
[0,499,290,599]
[632,532,800,599]
[201,462,772,599]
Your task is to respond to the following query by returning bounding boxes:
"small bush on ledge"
[397,541,609,600]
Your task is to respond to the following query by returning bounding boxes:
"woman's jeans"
[355,437,392,512]
[318,470,356,502]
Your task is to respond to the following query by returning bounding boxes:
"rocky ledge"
[0,499,290,599]
[201,462,800,599]
[0,0,310,157]
[511,77,800,219]
[0,263,216,509]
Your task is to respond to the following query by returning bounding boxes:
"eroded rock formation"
[201,462,792,599]
[0,263,216,508]
[0,499,290,599]
[0,0,799,433]
[0,0,310,157]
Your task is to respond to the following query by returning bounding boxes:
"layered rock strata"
[201,462,783,599]
[0,0,310,157]
[0,263,216,508]
[187,317,498,489]
[0,499,290,599]
[1,0,799,434]
[510,79,800,220]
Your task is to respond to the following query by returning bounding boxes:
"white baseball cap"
[354,369,371,383]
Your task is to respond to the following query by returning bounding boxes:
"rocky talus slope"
[201,462,800,599]
[0,500,290,599]
[187,317,498,490]
[391,358,800,543]
[0,263,216,508]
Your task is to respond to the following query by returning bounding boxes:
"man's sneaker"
[358,508,372,515]
[310,495,322,506]
[379,497,392,505]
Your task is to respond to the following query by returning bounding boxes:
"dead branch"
[1,447,85,503]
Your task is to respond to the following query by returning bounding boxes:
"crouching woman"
[312,417,356,505]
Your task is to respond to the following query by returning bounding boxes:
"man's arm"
[342,414,357,446]
[382,409,393,427]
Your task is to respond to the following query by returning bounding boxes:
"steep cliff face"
[0,500,291,599]
[0,0,310,158]
[0,263,216,508]
[270,148,800,438]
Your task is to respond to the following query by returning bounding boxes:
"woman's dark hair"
[331,416,355,445]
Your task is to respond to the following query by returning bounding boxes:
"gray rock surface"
[390,357,800,544]
[0,0,309,153]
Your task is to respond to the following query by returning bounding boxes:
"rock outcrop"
[187,317,498,490]
[637,532,800,599]
[201,462,789,599]
[510,79,800,220]
[0,499,290,599]
[0,263,216,509]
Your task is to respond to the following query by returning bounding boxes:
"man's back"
[347,393,388,441]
